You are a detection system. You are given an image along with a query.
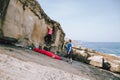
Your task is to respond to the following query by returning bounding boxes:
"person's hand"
[67,52,70,54]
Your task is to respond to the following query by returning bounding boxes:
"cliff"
[0,0,65,53]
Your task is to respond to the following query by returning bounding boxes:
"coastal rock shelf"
[0,45,120,80]
[0,49,88,80]
[72,46,120,73]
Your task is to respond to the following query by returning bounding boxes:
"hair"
[69,39,72,42]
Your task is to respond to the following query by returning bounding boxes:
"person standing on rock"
[66,39,73,64]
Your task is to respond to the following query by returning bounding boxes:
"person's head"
[69,39,72,42]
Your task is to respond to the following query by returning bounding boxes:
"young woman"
[44,25,53,46]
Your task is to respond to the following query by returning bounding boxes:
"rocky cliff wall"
[0,0,10,37]
[0,0,65,52]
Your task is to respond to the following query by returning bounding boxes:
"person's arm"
[47,26,50,29]
[67,46,71,54]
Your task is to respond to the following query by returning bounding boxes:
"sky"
[37,0,120,42]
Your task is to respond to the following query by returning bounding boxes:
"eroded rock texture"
[0,0,65,52]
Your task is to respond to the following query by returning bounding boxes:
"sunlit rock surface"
[0,45,120,80]
[0,0,65,52]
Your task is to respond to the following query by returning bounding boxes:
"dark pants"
[44,34,52,45]
[66,51,73,59]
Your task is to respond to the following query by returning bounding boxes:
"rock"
[103,59,111,70]
[79,51,88,60]
[110,60,120,73]
[0,51,89,80]
[87,56,104,67]
[76,50,85,54]
[80,47,87,50]
[1,45,120,80]
[0,0,65,52]
[88,52,95,56]
[50,45,57,54]
[72,46,81,50]
[72,50,89,62]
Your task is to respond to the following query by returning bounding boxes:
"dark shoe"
[66,60,69,62]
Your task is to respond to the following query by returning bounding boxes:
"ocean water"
[78,42,120,56]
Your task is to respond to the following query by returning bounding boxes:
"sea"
[78,42,120,56]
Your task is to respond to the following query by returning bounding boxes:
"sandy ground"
[0,44,120,80]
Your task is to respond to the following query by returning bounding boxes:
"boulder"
[88,52,95,56]
[80,47,87,50]
[110,60,120,73]
[73,50,89,62]
[76,50,85,54]
[87,56,104,67]
[103,59,111,70]
[0,0,65,52]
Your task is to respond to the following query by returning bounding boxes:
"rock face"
[0,0,65,52]
[0,0,10,37]
[87,56,104,67]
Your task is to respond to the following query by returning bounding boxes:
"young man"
[66,39,73,64]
